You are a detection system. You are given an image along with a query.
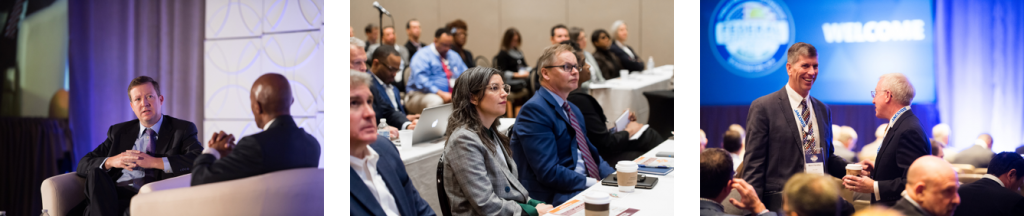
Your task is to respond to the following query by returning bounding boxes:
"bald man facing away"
[890,156,960,216]
[191,73,322,186]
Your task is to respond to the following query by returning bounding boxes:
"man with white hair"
[858,123,888,163]
[952,134,996,168]
[932,124,955,161]
[834,126,858,161]
[844,73,931,207]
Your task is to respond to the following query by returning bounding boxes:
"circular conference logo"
[709,0,795,78]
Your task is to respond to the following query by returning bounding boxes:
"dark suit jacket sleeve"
[514,104,589,192]
[741,99,770,199]
[567,94,629,153]
[379,140,436,216]
[190,136,264,186]
[877,129,930,200]
[77,125,119,177]
[165,122,203,176]
[612,46,644,72]
[373,89,410,129]
[821,104,849,178]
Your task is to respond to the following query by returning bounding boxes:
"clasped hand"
[105,150,159,171]
[208,130,237,156]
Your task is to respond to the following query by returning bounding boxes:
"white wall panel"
[206,0,264,39]
[263,0,324,33]
[204,38,263,119]
[261,31,324,115]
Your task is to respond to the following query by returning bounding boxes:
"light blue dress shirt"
[100,116,173,183]
[543,87,588,177]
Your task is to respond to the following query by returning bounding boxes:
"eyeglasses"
[486,83,511,93]
[870,90,889,98]
[543,64,580,73]
[383,63,400,73]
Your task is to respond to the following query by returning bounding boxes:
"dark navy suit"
[510,87,616,206]
[350,135,435,216]
[369,72,410,129]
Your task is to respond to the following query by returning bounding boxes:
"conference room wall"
[349,0,674,68]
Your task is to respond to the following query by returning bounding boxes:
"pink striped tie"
[563,102,600,178]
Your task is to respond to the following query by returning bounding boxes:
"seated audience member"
[932,123,951,147]
[782,173,843,216]
[550,24,570,45]
[73,76,203,216]
[891,156,960,216]
[834,126,858,162]
[931,139,944,158]
[608,20,644,72]
[952,134,995,168]
[494,27,530,78]
[590,29,623,80]
[366,26,411,72]
[565,44,664,166]
[446,19,475,69]
[441,67,554,216]
[365,24,379,52]
[351,41,368,72]
[510,44,615,206]
[852,206,905,216]
[369,45,419,131]
[405,19,425,58]
[701,129,708,151]
[723,130,743,171]
[701,148,776,216]
[568,27,603,85]
[953,152,1024,216]
[406,28,468,114]
[191,73,321,186]
[857,123,888,163]
[1017,142,1024,155]
[349,71,436,215]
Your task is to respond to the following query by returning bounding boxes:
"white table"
[395,138,447,214]
[545,139,676,216]
[589,65,673,124]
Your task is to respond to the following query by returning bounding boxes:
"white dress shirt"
[351,147,401,216]
[784,84,821,167]
[100,116,173,182]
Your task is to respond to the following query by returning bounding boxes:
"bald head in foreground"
[890,156,959,216]
[191,73,322,186]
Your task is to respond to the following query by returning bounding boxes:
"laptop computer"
[411,103,453,144]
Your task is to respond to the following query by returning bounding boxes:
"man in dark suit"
[74,76,203,216]
[511,44,615,206]
[701,148,776,216]
[405,19,424,58]
[349,71,435,215]
[740,42,850,212]
[844,73,932,206]
[191,73,321,186]
[889,156,959,216]
[952,134,995,168]
[954,152,1024,216]
[369,45,418,131]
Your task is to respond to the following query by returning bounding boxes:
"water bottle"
[40,209,49,216]
[377,118,390,138]
[646,56,655,72]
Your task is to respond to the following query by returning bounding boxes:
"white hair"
[610,20,625,40]
[831,124,842,137]
[879,73,915,106]
[839,126,858,142]
[351,71,372,88]
[875,123,889,138]
[351,37,365,48]
[932,123,950,139]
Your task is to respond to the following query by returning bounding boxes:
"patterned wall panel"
[263,0,324,33]
[261,31,324,116]
[206,0,264,39]
[204,38,263,119]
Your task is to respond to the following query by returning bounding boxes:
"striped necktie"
[563,102,600,178]
[799,99,815,152]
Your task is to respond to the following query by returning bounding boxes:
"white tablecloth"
[588,65,673,124]
[545,139,676,216]
[395,138,447,214]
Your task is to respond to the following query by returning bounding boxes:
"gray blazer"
[443,126,531,216]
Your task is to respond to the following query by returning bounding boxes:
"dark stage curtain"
[0,118,72,216]
[700,104,940,154]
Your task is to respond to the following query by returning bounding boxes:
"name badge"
[805,162,824,175]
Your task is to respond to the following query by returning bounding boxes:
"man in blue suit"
[511,44,616,206]
[405,27,468,114]
[350,71,435,216]
[369,45,419,131]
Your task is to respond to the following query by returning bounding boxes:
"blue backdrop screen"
[700,0,935,105]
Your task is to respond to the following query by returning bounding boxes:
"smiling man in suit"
[740,42,851,213]
[74,76,203,216]
[843,73,931,207]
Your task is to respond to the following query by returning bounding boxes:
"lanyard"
[878,106,910,152]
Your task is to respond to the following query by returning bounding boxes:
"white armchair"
[40,173,86,216]
[129,168,324,216]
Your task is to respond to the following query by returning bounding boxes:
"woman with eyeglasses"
[441,67,553,216]
[590,29,624,80]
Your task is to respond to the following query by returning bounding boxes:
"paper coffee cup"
[584,192,611,216]
[616,161,639,193]
[846,164,863,177]
[619,69,629,80]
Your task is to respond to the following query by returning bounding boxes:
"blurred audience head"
[729,123,746,140]
[932,123,951,147]
[852,206,905,216]
[550,24,569,45]
[782,173,839,216]
[365,23,379,43]
[723,130,742,154]
[568,27,586,50]
[873,73,915,119]
[406,19,421,40]
[434,28,454,55]
[350,42,368,72]
[500,28,522,51]
[839,126,858,149]
[350,71,377,146]
[371,45,401,84]
[988,152,1024,191]
[701,129,708,151]
[875,123,889,139]
[446,19,468,47]
[591,29,612,50]
[381,26,397,45]
[906,156,959,216]
[977,133,994,149]
[931,139,944,158]
[700,148,734,202]
[610,20,628,42]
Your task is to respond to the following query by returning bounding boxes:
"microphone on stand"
[373,1,392,17]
